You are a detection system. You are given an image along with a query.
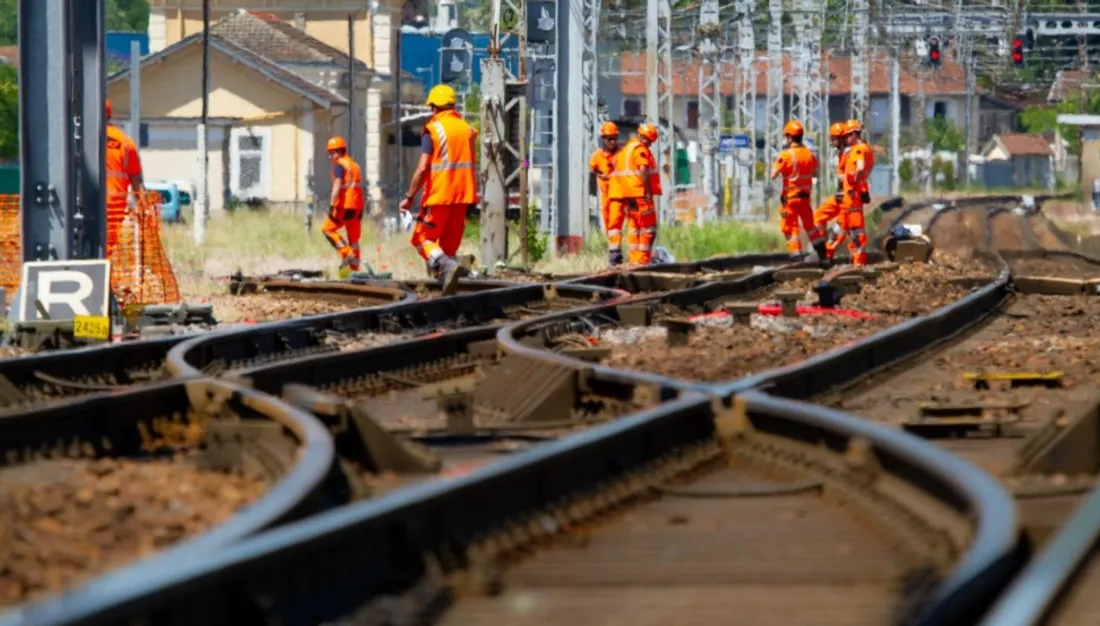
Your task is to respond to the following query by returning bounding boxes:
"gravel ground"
[207,293,376,323]
[600,263,976,383]
[1007,256,1100,279]
[0,454,267,607]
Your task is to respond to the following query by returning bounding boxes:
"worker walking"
[323,136,365,277]
[608,123,662,265]
[104,98,145,258]
[399,84,477,294]
[813,122,852,265]
[769,121,825,261]
[838,119,874,266]
[590,122,623,266]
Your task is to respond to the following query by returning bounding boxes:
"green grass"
[160,209,787,297]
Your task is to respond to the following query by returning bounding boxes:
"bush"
[899,159,913,185]
[940,160,956,191]
[658,221,784,260]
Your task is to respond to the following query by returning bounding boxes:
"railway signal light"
[1012,37,1024,67]
[928,37,941,67]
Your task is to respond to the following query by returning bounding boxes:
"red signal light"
[1012,37,1025,67]
[930,50,940,62]
[1013,38,1022,48]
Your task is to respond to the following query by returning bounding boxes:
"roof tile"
[619,48,975,98]
[211,10,369,71]
[997,133,1054,157]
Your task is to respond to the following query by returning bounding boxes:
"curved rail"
[5,387,1013,626]
[0,192,1053,625]
[165,283,629,380]
[0,378,337,621]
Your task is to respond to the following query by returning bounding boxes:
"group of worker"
[589,121,664,266]
[108,81,869,287]
[769,118,875,266]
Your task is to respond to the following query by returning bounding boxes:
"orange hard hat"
[600,121,619,137]
[845,119,862,134]
[105,99,112,120]
[637,123,658,143]
[327,136,347,152]
[783,120,804,137]
[829,122,846,138]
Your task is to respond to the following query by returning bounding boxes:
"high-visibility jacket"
[609,139,661,200]
[423,109,478,207]
[844,141,874,193]
[589,148,616,200]
[105,125,142,207]
[773,144,818,195]
[332,155,365,211]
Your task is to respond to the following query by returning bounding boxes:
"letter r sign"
[18,260,111,322]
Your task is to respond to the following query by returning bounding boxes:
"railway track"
[0,192,1067,624]
[8,388,1016,626]
[0,378,335,611]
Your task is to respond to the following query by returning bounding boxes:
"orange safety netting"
[0,192,180,307]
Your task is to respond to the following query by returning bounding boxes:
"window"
[229,127,271,199]
[933,101,947,119]
[725,96,735,112]
[686,100,699,130]
[623,98,642,117]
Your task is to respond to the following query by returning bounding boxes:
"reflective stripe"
[637,227,656,234]
[430,162,476,172]
[607,229,621,236]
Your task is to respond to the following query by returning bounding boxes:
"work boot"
[608,249,624,267]
[788,252,805,263]
[434,256,470,296]
[811,241,828,263]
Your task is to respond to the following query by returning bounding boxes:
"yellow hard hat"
[426,84,457,108]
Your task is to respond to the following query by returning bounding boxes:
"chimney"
[294,12,306,30]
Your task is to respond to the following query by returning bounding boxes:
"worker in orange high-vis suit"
[813,122,851,265]
[590,121,622,266]
[104,99,145,257]
[608,123,662,265]
[323,136,365,276]
[769,121,825,261]
[399,83,478,294]
[839,119,874,266]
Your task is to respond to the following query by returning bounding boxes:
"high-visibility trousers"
[603,195,625,265]
[842,199,868,266]
[779,191,825,254]
[322,207,364,269]
[614,197,657,265]
[411,203,468,266]
[814,193,851,261]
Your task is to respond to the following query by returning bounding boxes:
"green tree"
[0,0,148,45]
[923,117,964,152]
[0,64,17,161]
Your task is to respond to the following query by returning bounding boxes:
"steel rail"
[0,192,1053,625]
[0,378,338,626]
[4,385,1014,626]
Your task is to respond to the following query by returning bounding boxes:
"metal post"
[890,52,901,196]
[393,25,403,204]
[556,0,586,252]
[195,0,209,245]
[735,0,755,218]
[18,0,73,262]
[129,41,141,146]
[697,0,720,223]
[764,0,784,215]
[961,34,975,188]
[73,0,106,260]
[850,0,869,125]
[646,0,673,224]
[479,58,508,266]
[347,14,356,161]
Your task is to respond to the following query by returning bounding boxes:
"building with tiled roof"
[605,47,1018,150]
[147,0,414,207]
[982,133,1055,189]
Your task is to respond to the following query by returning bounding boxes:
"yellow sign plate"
[73,315,111,340]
